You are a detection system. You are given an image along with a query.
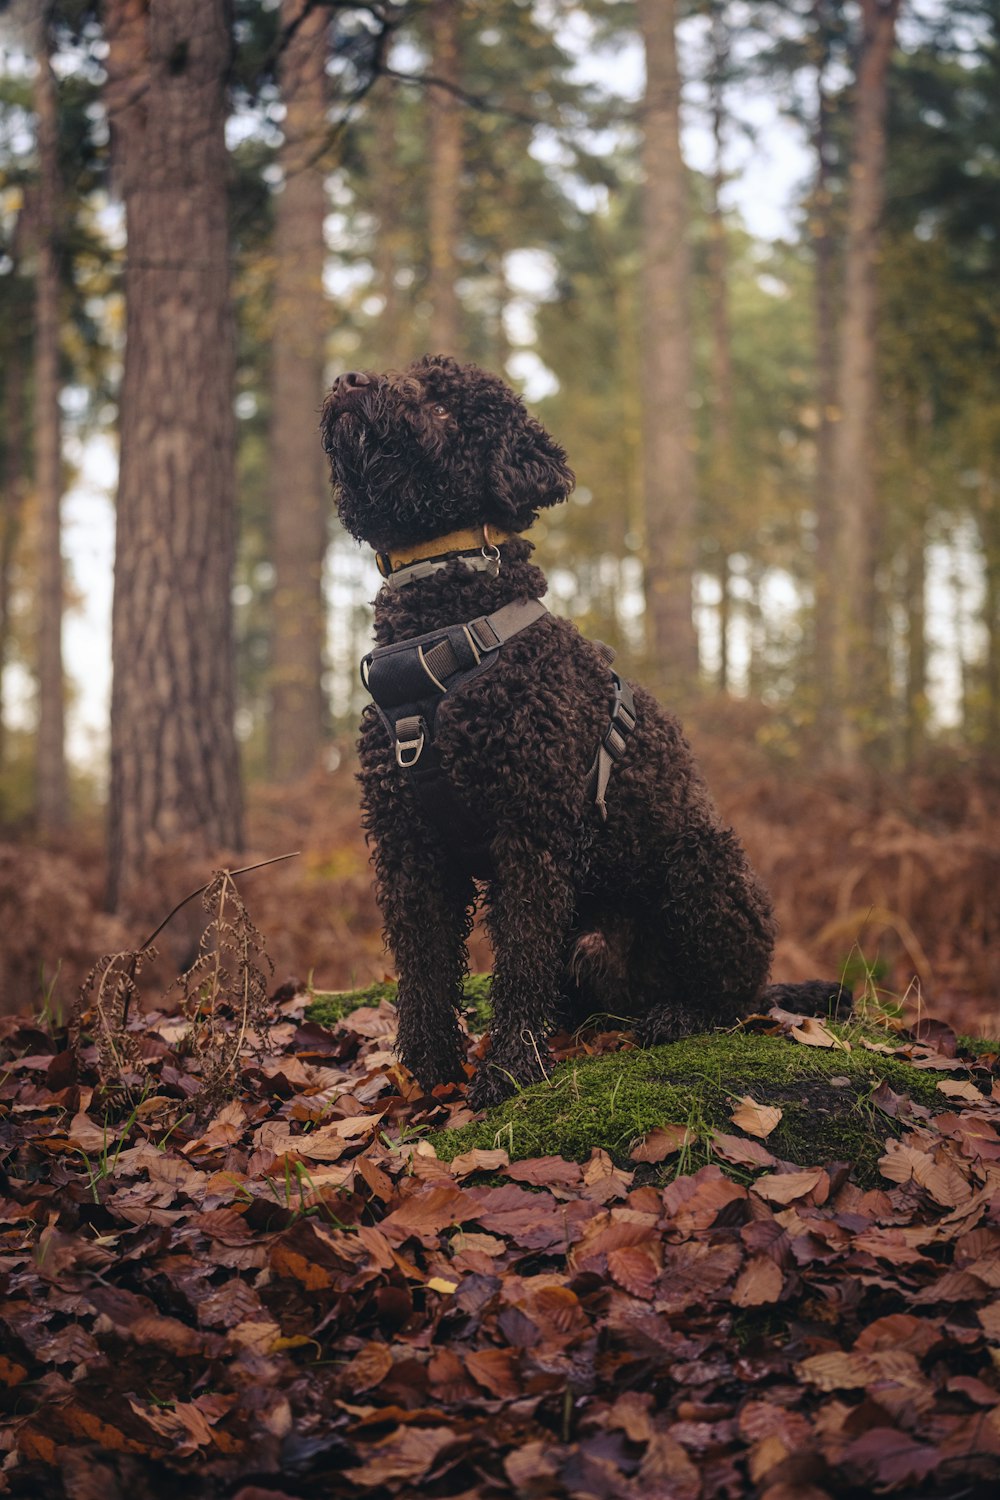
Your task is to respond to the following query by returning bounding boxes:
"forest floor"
[1,726,999,1494]
[1,947,1000,1498]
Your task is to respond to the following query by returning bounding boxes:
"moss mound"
[306,973,492,1032]
[306,974,961,1184]
[435,1028,946,1184]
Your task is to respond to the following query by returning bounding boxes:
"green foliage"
[306,972,492,1031]
[435,1027,945,1184]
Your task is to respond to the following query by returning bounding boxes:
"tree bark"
[810,0,838,735]
[983,471,1000,751]
[828,0,900,763]
[637,0,699,696]
[0,328,26,773]
[33,12,68,833]
[426,0,463,355]
[105,0,243,912]
[706,0,733,694]
[267,0,330,783]
[370,76,407,368]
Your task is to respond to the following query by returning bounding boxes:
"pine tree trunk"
[105,0,243,912]
[637,0,699,696]
[371,77,406,368]
[707,0,733,694]
[810,0,837,735]
[426,0,463,355]
[828,0,900,764]
[903,395,931,768]
[33,17,68,833]
[0,332,26,771]
[983,472,1000,751]
[267,0,330,783]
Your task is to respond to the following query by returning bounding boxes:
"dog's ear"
[487,416,575,529]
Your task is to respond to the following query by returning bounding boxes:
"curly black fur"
[322,355,846,1109]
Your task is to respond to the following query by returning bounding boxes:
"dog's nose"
[335,370,371,390]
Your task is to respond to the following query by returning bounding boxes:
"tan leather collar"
[377,524,512,578]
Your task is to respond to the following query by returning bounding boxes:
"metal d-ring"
[481,524,501,576]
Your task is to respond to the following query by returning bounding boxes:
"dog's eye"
[431,403,449,418]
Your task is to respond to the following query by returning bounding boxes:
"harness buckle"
[467,615,500,653]
[395,715,426,768]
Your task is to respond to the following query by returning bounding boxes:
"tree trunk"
[267,0,330,783]
[706,0,733,694]
[983,471,1000,752]
[902,395,931,768]
[33,13,68,833]
[0,332,26,772]
[828,0,900,764]
[810,0,838,735]
[370,77,407,368]
[637,0,699,696]
[426,0,463,355]
[105,0,243,912]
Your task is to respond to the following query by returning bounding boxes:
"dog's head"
[320,354,574,550]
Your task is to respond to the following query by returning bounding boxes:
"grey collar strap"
[381,547,501,591]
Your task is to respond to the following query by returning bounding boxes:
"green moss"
[958,1034,1000,1054]
[306,973,493,1033]
[305,980,399,1027]
[435,1029,946,1185]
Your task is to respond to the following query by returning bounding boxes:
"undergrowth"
[433,1029,945,1183]
[306,972,958,1186]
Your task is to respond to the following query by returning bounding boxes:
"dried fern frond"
[71,945,155,1108]
[168,870,275,1119]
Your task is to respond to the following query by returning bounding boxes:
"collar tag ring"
[481,525,501,577]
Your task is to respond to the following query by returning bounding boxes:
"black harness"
[360,598,636,873]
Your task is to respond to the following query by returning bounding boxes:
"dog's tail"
[762,979,853,1018]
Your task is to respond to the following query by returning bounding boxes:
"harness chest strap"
[360,599,637,843]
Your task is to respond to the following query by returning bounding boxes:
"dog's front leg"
[473,842,575,1111]
[359,729,474,1091]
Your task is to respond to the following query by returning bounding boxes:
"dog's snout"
[335,370,371,390]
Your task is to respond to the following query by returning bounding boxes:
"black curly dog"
[322,355,845,1109]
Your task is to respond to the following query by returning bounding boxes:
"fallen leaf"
[790,1016,850,1050]
[731,1097,783,1139]
[732,1254,784,1307]
[752,1168,827,1206]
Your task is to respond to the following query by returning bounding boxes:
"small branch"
[138,852,300,954]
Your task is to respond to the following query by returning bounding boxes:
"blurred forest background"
[0,0,998,1029]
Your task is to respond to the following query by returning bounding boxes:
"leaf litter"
[0,882,999,1495]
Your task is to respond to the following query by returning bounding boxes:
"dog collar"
[375,524,512,590]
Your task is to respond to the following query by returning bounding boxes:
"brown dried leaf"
[447,1148,510,1178]
[731,1253,784,1307]
[343,1342,394,1393]
[465,1348,520,1399]
[345,1425,454,1485]
[790,1016,850,1050]
[629,1124,695,1162]
[936,1079,984,1102]
[752,1168,827,1206]
[731,1097,783,1139]
[711,1131,777,1169]
[607,1245,660,1299]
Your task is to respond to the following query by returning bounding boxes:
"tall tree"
[828,0,901,762]
[809,0,840,734]
[425,0,463,354]
[704,0,734,692]
[637,0,699,693]
[105,0,243,911]
[267,0,330,783]
[33,5,67,832]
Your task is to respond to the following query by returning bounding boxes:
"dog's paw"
[468,1066,518,1112]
